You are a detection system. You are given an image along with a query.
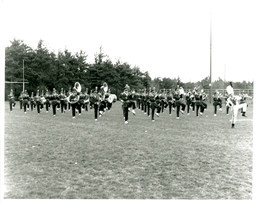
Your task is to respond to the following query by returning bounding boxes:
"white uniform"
[226,95,247,127]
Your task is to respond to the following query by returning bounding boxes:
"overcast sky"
[2,0,256,82]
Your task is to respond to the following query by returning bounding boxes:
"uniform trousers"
[71,103,77,117]
[151,102,161,120]
[213,101,222,114]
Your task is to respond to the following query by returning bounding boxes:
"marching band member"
[22,90,30,113]
[149,87,161,122]
[67,87,72,111]
[45,89,51,112]
[40,90,46,110]
[141,89,147,113]
[77,90,86,115]
[178,86,186,114]
[194,88,202,117]
[197,89,207,116]
[50,88,60,116]
[239,90,252,114]
[104,89,111,111]
[159,89,168,113]
[8,89,16,112]
[18,92,23,110]
[185,90,192,115]
[90,87,101,121]
[34,90,42,115]
[173,86,186,119]
[173,88,182,119]
[213,90,222,116]
[68,87,79,118]
[59,88,67,113]
[201,89,208,111]
[135,90,140,110]
[98,82,109,116]
[223,91,230,115]
[120,86,131,124]
[146,89,151,117]
[128,89,137,115]
[105,89,117,111]
[83,88,90,111]
[190,87,197,112]
[225,83,248,128]
[167,89,175,116]
[30,92,35,111]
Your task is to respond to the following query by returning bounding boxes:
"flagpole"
[23,59,25,92]
[209,12,212,103]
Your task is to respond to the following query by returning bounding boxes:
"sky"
[1,0,256,83]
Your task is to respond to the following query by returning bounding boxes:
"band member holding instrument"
[185,90,192,115]
[141,89,147,113]
[239,90,252,114]
[201,89,208,113]
[167,89,174,116]
[98,82,109,116]
[30,92,35,111]
[173,88,181,119]
[84,88,90,112]
[68,87,79,118]
[77,90,86,115]
[8,89,16,112]
[225,83,248,128]
[105,89,117,111]
[194,88,203,117]
[178,86,186,114]
[195,88,207,117]
[128,89,137,115]
[135,90,140,110]
[159,89,168,113]
[22,90,30,114]
[34,90,41,115]
[40,90,46,110]
[90,86,101,121]
[223,91,230,115]
[190,88,196,112]
[59,88,67,113]
[104,89,111,111]
[51,88,60,116]
[45,89,51,113]
[146,88,151,117]
[173,86,186,119]
[120,86,131,124]
[213,90,222,116]
[149,87,161,122]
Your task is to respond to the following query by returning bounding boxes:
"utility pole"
[224,64,226,90]
[209,12,212,104]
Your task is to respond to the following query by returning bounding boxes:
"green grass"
[4,101,253,199]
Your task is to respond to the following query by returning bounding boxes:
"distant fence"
[203,89,254,104]
[204,89,254,97]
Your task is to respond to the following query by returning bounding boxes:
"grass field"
[3,101,253,199]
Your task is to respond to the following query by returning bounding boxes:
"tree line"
[5,39,254,100]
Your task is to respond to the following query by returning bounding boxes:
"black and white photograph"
[1,0,255,201]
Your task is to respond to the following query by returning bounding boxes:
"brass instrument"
[67,82,81,104]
